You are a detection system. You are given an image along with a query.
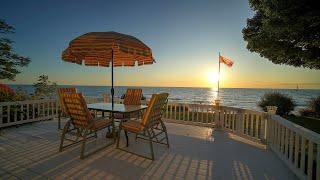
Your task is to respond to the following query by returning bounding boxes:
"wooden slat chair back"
[123,89,142,105]
[114,89,143,120]
[57,88,77,129]
[117,93,169,160]
[59,93,114,159]
[62,93,93,129]
[141,93,169,129]
[57,88,77,116]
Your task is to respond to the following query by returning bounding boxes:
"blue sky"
[1,0,319,88]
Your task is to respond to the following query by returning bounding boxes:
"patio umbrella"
[61,31,155,107]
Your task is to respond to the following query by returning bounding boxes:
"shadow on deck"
[0,120,297,179]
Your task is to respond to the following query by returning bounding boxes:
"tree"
[242,0,320,69]
[33,75,58,99]
[0,19,30,80]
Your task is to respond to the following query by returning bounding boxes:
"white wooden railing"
[267,115,320,180]
[163,103,216,127]
[84,96,216,127]
[220,106,268,143]
[0,99,59,128]
[0,97,319,179]
[83,96,269,143]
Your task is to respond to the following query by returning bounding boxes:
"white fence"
[219,106,268,143]
[0,98,319,179]
[268,115,320,180]
[163,103,216,127]
[0,99,59,128]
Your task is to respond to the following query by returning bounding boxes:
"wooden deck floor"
[0,119,297,180]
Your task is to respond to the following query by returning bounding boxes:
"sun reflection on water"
[209,87,219,103]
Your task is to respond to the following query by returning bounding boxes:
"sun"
[207,71,220,84]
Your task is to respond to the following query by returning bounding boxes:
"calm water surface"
[11,85,320,112]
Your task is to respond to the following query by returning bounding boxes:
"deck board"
[0,119,297,179]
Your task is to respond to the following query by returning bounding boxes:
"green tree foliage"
[0,19,30,80]
[258,92,296,116]
[33,75,58,99]
[242,0,320,69]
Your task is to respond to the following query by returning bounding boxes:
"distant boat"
[296,85,299,90]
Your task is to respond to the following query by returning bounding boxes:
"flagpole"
[218,52,221,99]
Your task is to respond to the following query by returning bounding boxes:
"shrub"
[0,83,16,102]
[13,87,30,101]
[299,109,316,118]
[300,96,320,118]
[0,91,15,102]
[309,96,320,117]
[258,92,296,116]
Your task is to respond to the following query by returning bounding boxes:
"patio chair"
[116,93,169,160]
[114,89,143,119]
[123,89,143,105]
[59,93,115,159]
[103,93,110,103]
[57,88,77,130]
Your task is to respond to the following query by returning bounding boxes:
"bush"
[0,83,16,102]
[309,96,320,117]
[14,87,30,101]
[300,96,320,118]
[258,92,296,116]
[299,109,316,117]
[0,85,31,102]
[0,91,15,102]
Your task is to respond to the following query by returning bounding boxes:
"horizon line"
[6,83,320,90]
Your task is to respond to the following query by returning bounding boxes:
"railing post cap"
[214,99,221,107]
[266,106,277,115]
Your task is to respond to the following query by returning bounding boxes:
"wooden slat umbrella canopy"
[61,31,155,106]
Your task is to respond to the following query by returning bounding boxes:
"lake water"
[10,85,320,112]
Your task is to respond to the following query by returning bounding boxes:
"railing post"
[236,109,244,135]
[214,101,221,129]
[266,106,277,146]
[0,105,3,128]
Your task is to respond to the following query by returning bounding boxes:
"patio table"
[87,103,148,146]
[87,103,147,115]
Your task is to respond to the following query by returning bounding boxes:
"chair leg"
[75,128,82,141]
[116,126,122,148]
[146,130,155,160]
[160,120,170,148]
[59,121,70,152]
[80,130,88,159]
[58,110,61,130]
[125,131,129,147]
[112,121,116,143]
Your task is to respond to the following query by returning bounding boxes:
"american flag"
[219,55,233,67]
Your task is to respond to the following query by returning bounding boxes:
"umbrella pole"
[111,49,114,108]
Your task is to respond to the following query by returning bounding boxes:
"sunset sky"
[1,0,319,89]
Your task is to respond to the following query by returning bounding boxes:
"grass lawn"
[286,115,320,134]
